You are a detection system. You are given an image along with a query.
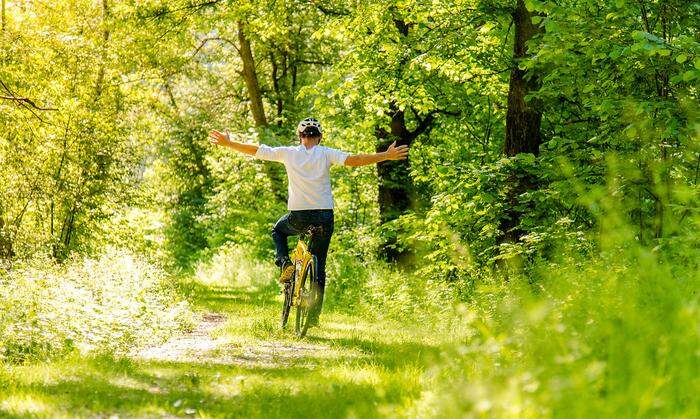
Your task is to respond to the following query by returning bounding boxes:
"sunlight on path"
[133,312,331,369]
[134,313,227,362]
[1,280,434,418]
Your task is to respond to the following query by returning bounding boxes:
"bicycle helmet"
[297,117,322,135]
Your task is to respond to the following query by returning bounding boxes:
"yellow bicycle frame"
[290,239,315,306]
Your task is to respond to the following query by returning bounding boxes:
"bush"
[193,242,277,288]
[323,250,458,322]
[413,241,700,417]
[0,248,194,364]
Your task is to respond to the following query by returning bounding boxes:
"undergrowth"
[0,248,194,364]
[410,244,700,417]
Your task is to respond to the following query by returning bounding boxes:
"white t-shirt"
[255,144,350,210]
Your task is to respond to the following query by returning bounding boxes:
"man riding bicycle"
[208,118,409,326]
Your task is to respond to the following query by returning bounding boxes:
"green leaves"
[682,70,697,82]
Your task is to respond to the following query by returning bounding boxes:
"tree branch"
[294,58,331,66]
[190,36,240,59]
[407,108,435,141]
[407,107,461,141]
[0,95,57,111]
[312,1,349,16]
[0,79,57,123]
[144,0,224,20]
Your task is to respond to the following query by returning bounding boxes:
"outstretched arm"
[208,130,259,156]
[345,141,409,167]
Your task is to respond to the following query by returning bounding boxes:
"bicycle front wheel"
[280,266,296,329]
[295,256,318,337]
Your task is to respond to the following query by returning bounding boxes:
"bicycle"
[280,225,322,337]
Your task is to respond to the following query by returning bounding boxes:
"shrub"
[0,248,194,364]
[413,241,700,417]
[193,243,277,288]
[324,250,458,322]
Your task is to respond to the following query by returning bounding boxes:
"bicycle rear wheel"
[295,256,318,337]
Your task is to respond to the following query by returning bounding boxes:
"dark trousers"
[271,209,334,317]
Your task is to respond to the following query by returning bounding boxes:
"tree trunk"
[238,22,267,127]
[94,0,110,100]
[376,109,414,262]
[372,17,439,263]
[237,22,286,203]
[500,0,544,244]
[504,0,543,157]
[375,104,436,262]
[0,203,13,259]
[53,206,76,260]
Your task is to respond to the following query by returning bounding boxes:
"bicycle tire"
[280,266,295,328]
[295,255,318,337]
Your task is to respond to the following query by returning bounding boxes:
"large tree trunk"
[500,0,544,244]
[375,103,436,262]
[237,22,286,203]
[376,109,413,262]
[504,0,543,157]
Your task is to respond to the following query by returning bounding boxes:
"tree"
[499,0,544,244]
[236,20,287,203]
[308,1,480,261]
[0,0,153,260]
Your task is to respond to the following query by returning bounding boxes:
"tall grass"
[408,236,700,417]
[192,242,277,288]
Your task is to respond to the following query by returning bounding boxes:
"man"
[208,117,408,325]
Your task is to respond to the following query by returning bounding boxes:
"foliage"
[394,0,699,276]
[0,249,193,364]
[158,115,218,268]
[0,0,164,259]
[414,235,700,417]
[0,0,698,416]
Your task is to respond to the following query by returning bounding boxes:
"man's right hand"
[344,141,410,167]
[208,130,232,147]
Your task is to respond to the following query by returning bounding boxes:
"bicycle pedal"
[278,264,295,284]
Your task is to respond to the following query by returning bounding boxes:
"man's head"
[297,117,323,145]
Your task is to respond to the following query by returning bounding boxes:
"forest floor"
[0,278,446,418]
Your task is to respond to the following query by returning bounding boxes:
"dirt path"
[1,283,431,418]
[133,312,331,368]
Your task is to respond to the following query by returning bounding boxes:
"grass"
[4,241,696,418]
[0,272,444,418]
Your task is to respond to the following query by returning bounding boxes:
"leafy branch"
[0,79,57,122]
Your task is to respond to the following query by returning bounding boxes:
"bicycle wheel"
[280,265,296,328]
[295,256,318,337]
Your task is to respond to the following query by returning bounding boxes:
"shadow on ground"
[1,356,397,418]
[1,280,439,418]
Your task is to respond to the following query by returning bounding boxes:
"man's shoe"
[279,260,295,284]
